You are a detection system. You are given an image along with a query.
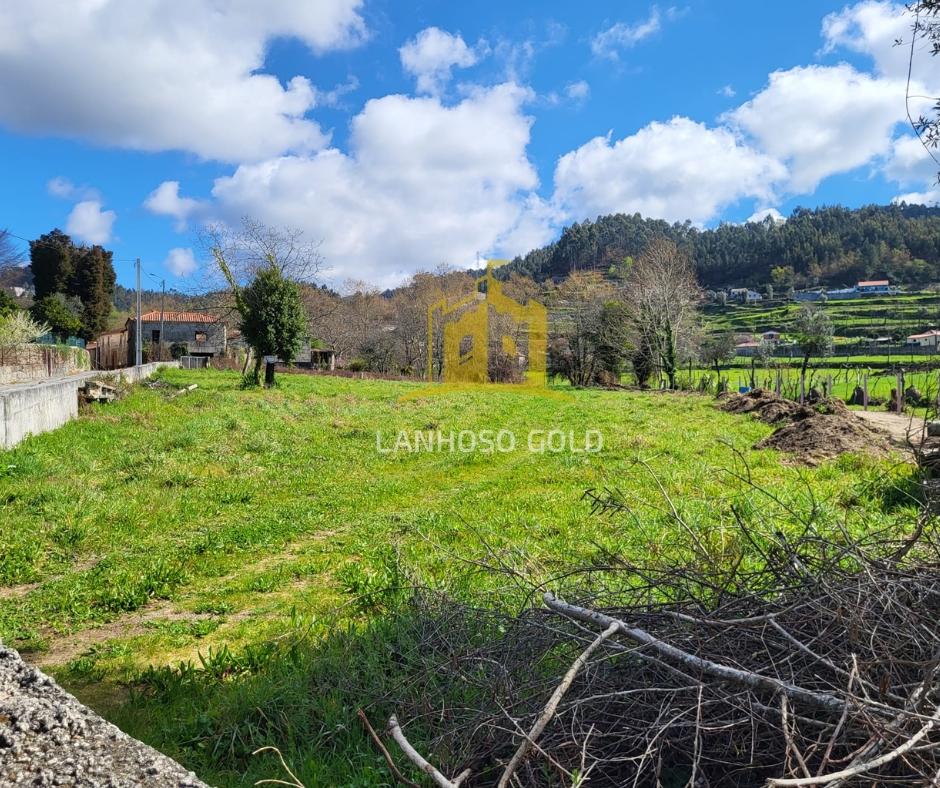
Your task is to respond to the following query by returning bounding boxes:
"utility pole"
[135,258,142,366]
[159,279,165,361]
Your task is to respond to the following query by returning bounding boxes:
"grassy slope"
[0,369,919,785]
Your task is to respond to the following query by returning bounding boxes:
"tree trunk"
[800,354,809,403]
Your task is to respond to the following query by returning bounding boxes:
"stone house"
[125,310,226,366]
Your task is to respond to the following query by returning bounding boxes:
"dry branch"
[387,715,470,788]
[497,622,619,788]
[543,592,849,714]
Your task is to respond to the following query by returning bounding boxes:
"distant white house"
[907,329,940,348]
[730,288,763,303]
[762,330,781,342]
[857,279,891,295]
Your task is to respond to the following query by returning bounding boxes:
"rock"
[0,646,210,787]
[927,421,940,438]
[905,386,924,407]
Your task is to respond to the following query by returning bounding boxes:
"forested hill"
[505,204,940,288]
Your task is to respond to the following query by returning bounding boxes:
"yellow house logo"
[427,260,547,388]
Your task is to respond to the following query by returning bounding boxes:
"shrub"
[0,311,50,347]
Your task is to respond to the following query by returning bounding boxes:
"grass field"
[0,369,922,785]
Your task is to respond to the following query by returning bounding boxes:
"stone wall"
[0,345,90,386]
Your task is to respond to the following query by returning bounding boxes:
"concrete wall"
[0,361,178,450]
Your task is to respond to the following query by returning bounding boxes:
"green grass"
[0,368,921,785]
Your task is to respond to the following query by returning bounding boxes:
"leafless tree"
[545,271,626,386]
[0,229,24,268]
[391,267,475,378]
[623,239,702,389]
[200,218,322,374]
[196,218,323,321]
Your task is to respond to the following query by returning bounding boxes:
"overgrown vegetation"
[0,368,921,785]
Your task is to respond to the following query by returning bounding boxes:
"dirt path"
[24,601,216,668]
[855,410,925,449]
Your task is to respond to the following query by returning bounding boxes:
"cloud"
[886,135,940,204]
[0,1,367,162]
[717,84,736,98]
[816,2,940,204]
[47,176,99,201]
[207,83,553,287]
[552,117,785,225]
[821,1,913,81]
[591,8,663,59]
[66,200,116,244]
[144,181,204,231]
[400,27,478,95]
[565,80,590,102]
[314,76,360,108]
[725,64,906,193]
[164,247,198,277]
[747,207,785,224]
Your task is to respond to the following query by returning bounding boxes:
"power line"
[2,228,145,264]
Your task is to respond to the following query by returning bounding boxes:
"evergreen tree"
[28,231,115,339]
[72,245,116,339]
[29,229,73,299]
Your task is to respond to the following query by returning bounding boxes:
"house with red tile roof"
[95,310,227,369]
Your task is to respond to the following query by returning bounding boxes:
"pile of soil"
[720,389,893,465]
[720,388,813,425]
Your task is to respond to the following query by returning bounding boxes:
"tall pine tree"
[29,229,73,300]
[72,245,116,339]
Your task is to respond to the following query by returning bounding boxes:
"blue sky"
[0,0,937,289]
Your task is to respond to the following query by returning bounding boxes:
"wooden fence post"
[863,374,869,411]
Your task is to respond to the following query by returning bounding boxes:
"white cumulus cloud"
[725,64,907,193]
[0,1,367,162]
[66,200,116,245]
[821,1,913,82]
[747,207,785,224]
[552,117,785,225]
[400,27,479,95]
[207,83,552,287]
[144,181,204,231]
[164,247,198,277]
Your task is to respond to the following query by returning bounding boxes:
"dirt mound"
[755,414,892,465]
[719,388,852,425]
[720,389,893,465]
[719,389,804,424]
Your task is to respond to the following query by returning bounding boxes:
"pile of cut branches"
[361,508,940,787]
